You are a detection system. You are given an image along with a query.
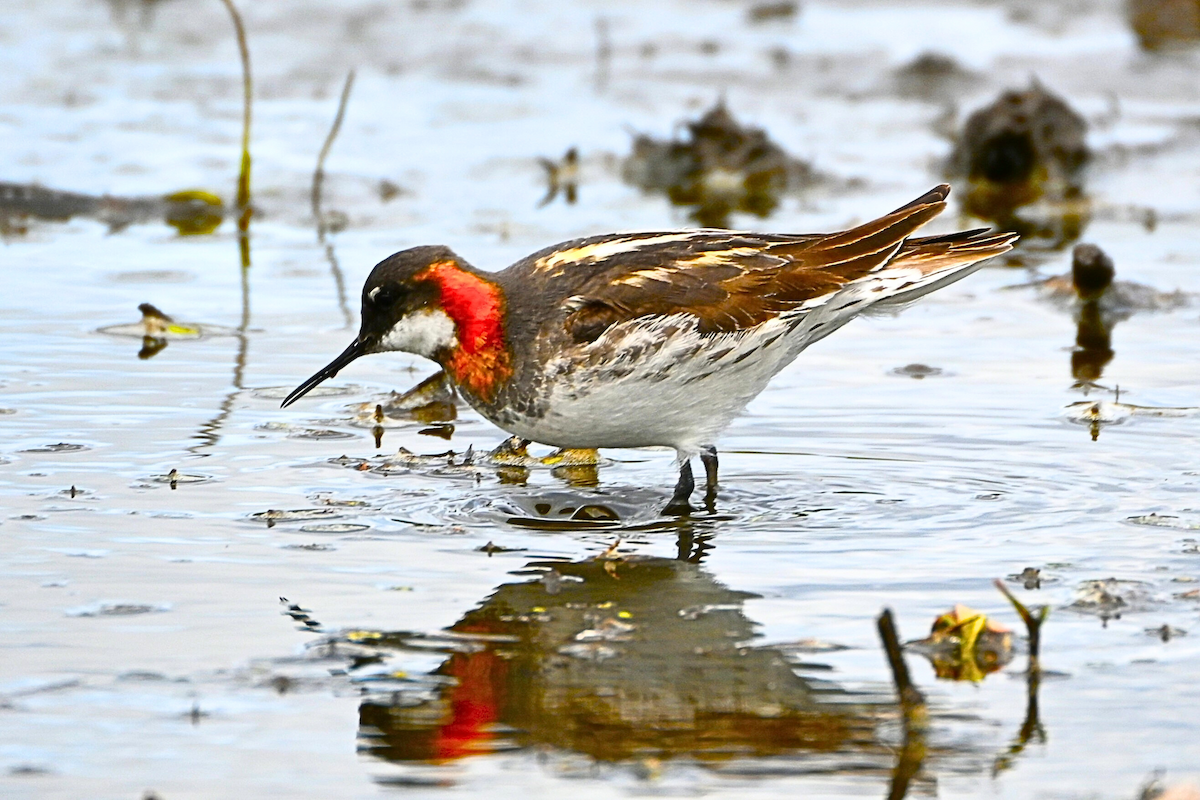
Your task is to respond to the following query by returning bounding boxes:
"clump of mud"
[948,82,1089,248]
[0,182,224,237]
[1128,0,1200,51]
[622,101,813,228]
[949,82,1088,190]
[890,52,982,101]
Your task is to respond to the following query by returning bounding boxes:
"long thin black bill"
[281,338,368,408]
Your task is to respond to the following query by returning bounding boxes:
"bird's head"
[282,245,511,407]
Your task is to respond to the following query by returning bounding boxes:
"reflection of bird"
[284,185,1015,514]
[354,555,886,765]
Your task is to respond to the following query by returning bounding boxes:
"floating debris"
[486,436,539,467]
[1145,624,1187,642]
[98,303,237,359]
[280,597,323,631]
[256,422,357,440]
[378,179,405,202]
[300,523,371,534]
[1036,244,1192,319]
[347,371,458,427]
[747,1,798,23]
[623,100,813,227]
[890,363,943,379]
[1068,578,1156,621]
[253,384,367,401]
[19,443,90,453]
[418,423,455,440]
[890,52,982,101]
[557,641,621,661]
[908,604,1013,681]
[1128,0,1200,50]
[366,447,460,475]
[1134,773,1200,800]
[250,508,342,526]
[541,447,602,466]
[950,82,1088,195]
[148,470,213,488]
[476,541,527,555]
[1064,400,1200,440]
[484,438,606,474]
[573,617,636,643]
[289,428,357,441]
[537,146,579,206]
[0,181,224,236]
[771,638,852,655]
[66,601,171,617]
[1126,513,1200,531]
[1006,567,1044,590]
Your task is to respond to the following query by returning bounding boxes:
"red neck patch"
[418,261,512,403]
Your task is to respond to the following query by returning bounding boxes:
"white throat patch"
[378,308,458,358]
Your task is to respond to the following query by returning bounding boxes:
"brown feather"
[556,185,1009,343]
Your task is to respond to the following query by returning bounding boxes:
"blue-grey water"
[2,1,1200,798]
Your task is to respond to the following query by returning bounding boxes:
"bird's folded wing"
[562,185,958,342]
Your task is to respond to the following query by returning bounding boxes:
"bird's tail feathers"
[865,228,1017,311]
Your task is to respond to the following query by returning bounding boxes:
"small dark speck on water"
[891,363,944,379]
[1008,567,1043,589]
[1147,624,1186,642]
[478,541,526,555]
[9,764,53,776]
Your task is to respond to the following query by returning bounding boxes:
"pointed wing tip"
[890,184,952,215]
[926,183,951,203]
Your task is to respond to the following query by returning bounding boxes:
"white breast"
[378,308,458,358]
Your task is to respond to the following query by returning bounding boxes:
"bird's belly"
[484,323,799,452]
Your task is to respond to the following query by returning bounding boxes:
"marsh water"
[3,1,1200,797]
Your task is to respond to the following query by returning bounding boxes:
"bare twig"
[878,608,928,800]
[992,580,1048,775]
[594,17,611,93]
[309,69,357,328]
[877,608,927,729]
[218,0,253,229]
[312,69,357,241]
[994,579,1048,671]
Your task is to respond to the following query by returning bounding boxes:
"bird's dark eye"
[371,287,397,305]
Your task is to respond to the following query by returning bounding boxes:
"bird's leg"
[700,445,719,513]
[664,459,695,516]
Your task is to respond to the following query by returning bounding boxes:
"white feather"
[378,308,457,358]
